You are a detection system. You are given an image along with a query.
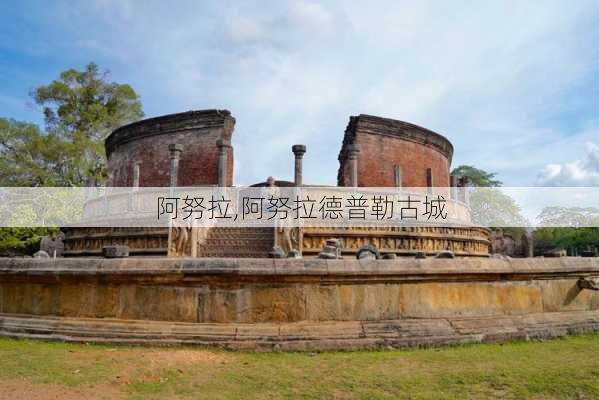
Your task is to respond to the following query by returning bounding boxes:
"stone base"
[63,226,491,258]
[1,311,598,351]
[1,257,599,351]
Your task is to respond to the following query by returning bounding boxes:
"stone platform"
[0,257,598,350]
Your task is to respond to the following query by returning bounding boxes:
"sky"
[1,0,599,186]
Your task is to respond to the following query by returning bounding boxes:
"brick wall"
[337,115,453,187]
[106,110,235,187]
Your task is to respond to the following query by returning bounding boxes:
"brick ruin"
[106,109,235,187]
[8,112,599,351]
[337,114,453,187]
[62,109,489,257]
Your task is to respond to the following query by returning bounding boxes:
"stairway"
[197,227,274,258]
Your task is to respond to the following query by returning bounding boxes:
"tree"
[537,206,599,228]
[469,187,527,227]
[533,227,599,255]
[30,62,144,186]
[535,207,599,255]
[0,118,71,186]
[451,165,502,187]
[0,62,143,254]
[454,165,526,239]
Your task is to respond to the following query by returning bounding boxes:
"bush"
[0,227,59,256]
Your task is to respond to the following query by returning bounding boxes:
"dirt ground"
[0,345,230,400]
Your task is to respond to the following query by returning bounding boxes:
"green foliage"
[534,207,599,254]
[470,187,527,227]
[30,62,144,186]
[0,119,68,186]
[538,206,599,227]
[1,63,143,187]
[0,62,143,253]
[0,189,83,226]
[454,166,526,236]
[534,227,599,254]
[451,165,502,187]
[0,227,58,255]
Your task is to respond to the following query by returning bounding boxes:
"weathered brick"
[337,114,452,187]
[105,109,235,187]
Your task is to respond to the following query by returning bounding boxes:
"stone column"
[522,229,534,258]
[167,144,184,258]
[133,162,141,188]
[168,144,183,187]
[128,161,141,212]
[394,165,402,188]
[347,144,361,187]
[216,139,231,187]
[292,144,306,186]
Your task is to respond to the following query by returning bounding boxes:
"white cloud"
[538,142,599,186]
[288,1,334,32]
[5,0,599,186]
[225,16,263,44]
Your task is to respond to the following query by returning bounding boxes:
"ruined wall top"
[105,109,235,187]
[105,109,235,157]
[337,114,454,187]
[343,114,454,162]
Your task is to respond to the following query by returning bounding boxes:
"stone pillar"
[132,162,141,188]
[168,144,183,187]
[426,168,433,194]
[522,230,534,258]
[292,144,306,186]
[216,139,231,187]
[128,161,141,212]
[394,165,402,188]
[347,144,361,187]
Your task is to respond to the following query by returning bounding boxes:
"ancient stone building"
[10,115,599,354]
[106,109,234,187]
[337,115,453,187]
[63,109,490,258]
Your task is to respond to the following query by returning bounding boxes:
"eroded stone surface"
[0,258,598,326]
[0,310,598,351]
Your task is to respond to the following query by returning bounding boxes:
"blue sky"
[1,0,599,186]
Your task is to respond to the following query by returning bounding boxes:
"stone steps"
[198,228,273,258]
[1,311,598,351]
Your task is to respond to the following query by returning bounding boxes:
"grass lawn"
[0,334,598,399]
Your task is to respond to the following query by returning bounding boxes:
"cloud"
[538,142,599,186]
[225,16,264,45]
[3,0,599,186]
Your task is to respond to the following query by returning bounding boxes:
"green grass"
[1,334,599,399]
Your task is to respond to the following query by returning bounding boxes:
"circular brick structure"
[337,114,453,187]
[64,110,489,258]
[106,109,235,187]
[64,110,236,257]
